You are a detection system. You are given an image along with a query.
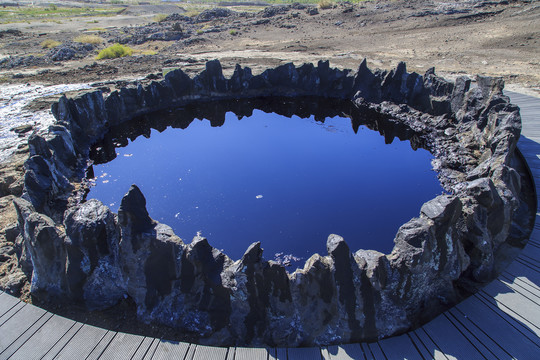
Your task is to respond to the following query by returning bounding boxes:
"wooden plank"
[323,344,365,360]
[481,280,540,332]
[359,343,375,360]
[504,258,540,284]
[444,311,504,359]
[421,313,485,359]
[366,342,385,360]
[275,348,287,360]
[520,252,540,267]
[516,256,540,273]
[503,274,540,296]
[68,327,114,360]
[474,292,540,347]
[0,300,24,324]
[266,347,277,360]
[40,322,84,360]
[407,332,439,360]
[523,232,540,252]
[142,339,159,359]
[52,324,109,359]
[378,333,423,360]
[449,300,539,360]
[97,332,146,360]
[8,314,76,360]
[0,313,54,359]
[0,291,21,317]
[411,329,448,360]
[132,337,155,360]
[500,274,540,301]
[0,303,50,356]
[190,344,229,360]
[226,347,236,360]
[235,346,271,360]
[184,343,197,360]
[287,347,323,360]
[150,340,190,360]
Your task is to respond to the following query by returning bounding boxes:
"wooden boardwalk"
[1,91,539,359]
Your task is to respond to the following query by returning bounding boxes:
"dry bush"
[318,0,334,10]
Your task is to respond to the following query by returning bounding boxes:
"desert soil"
[0,0,539,340]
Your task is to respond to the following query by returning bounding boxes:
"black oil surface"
[89,102,443,268]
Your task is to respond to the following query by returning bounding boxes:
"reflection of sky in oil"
[89,110,443,268]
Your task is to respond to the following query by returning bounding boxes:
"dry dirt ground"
[0,0,539,341]
[0,0,538,92]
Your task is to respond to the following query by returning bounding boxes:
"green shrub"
[318,0,334,10]
[229,29,238,36]
[40,39,61,49]
[96,43,133,60]
[74,34,104,44]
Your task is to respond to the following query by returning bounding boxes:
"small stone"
[10,124,33,134]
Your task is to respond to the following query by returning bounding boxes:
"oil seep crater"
[87,97,443,265]
[13,60,535,346]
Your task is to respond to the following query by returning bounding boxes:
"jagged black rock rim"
[14,59,534,347]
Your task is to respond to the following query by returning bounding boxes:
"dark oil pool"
[88,105,443,268]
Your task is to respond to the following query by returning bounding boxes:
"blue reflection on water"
[89,110,443,267]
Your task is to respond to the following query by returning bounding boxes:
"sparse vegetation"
[74,35,104,45]
[0,6,121,24]
[96,43,133,60]
[40,39,62,49]
[318,0,334,10]
[185,9,202,18]
[153,14,168,23]
[229,29,238,36]
[139,49,157,56]
[196,29,203,35]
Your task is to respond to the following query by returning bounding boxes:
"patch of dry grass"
[74,34,104,45]
[40,39,61,49]
[318,0,334,10]
[139,49,157,56]
[153,14,168,23]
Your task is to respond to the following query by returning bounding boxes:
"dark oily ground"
[0,0,539,341]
